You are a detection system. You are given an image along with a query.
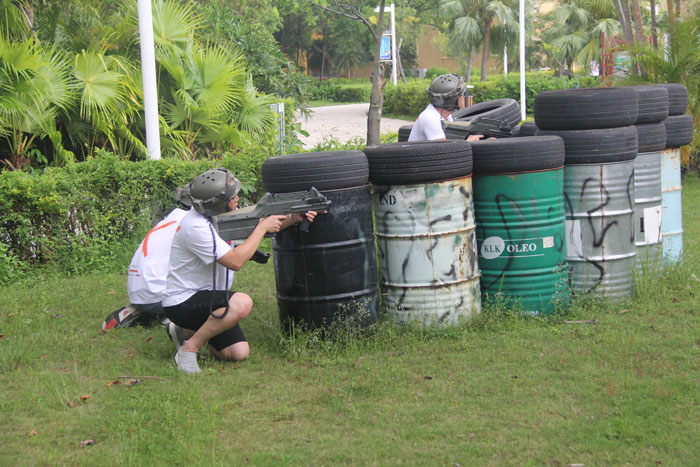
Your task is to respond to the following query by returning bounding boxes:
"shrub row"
[0,150,269,284]
[383,72,603,117]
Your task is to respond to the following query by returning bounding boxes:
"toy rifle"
[444,116,514,140]
[212,186,331,244]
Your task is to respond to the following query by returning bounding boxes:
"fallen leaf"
[145,336,152,342]
[619,309,629,314]
[51,314,62,319]
[124,379,141,386]
[511,375,519,379]
[27,429,38,437]
[79,395,90,401]
[106,380,121,387]
[423,375,433,380]
[0,334,4,340]
[67,401,77,408]
[80,439,96,447]
[107,290,116,295]
[8,312,18,318]
[40,354,49,359]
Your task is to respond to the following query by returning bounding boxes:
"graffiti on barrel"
[564,162,636,299]
[373,177,481,326]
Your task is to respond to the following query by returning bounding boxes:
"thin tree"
[306,0,389,145]
[440,0,516,82]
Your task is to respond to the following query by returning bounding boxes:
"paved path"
[296,103,413,149]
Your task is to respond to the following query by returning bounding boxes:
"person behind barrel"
[408,73,467,141]
[162,168,318,374]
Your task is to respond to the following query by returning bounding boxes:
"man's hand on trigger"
[293,210,322,224]
[259,215,287,234]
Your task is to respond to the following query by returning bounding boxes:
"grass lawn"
[2,175,700,465]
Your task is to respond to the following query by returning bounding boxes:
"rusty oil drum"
[373,177,481,326]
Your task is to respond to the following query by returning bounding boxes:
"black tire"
[653,83,688,116]
[262,150,369,193]
[635,122,667,153]
[510,125,521,137]
[664,114,694,148]
[452,98,522,128]
[632,85,669,124]
[536,126,638,165]
[471,136,565,175]
[534,87,638,130]
[398,124,413,142]
[517,120,538,137]
[363,140,473,185]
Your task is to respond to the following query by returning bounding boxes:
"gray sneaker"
[174,345,201,374]
[166,322,185,352]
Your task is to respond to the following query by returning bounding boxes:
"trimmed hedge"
[0,150,269,283]
[336,86,371,102]
[383,72,604,118]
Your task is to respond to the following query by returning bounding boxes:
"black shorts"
[164,290,246,351]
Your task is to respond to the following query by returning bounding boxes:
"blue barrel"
[661,148,683,262]
[272,185,378,329]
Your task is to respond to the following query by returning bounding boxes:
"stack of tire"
[535,87,639,300]
[629,85,668,271]
[656,84,694,262]
[363,140,480,326]
[261,151,378,330]
[469,136,568,314]
[396,98,522,142]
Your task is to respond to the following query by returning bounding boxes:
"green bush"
[336,86,371,102]
[0,150,270,284]
[383,72,604,118]
[425,67,450,80]
[383,81,430,117]
[309,81,341,101]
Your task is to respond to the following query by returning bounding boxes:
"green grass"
[2,177,700,464]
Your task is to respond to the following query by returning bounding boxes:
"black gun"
[444,116,514,140]
[212,187,331,242]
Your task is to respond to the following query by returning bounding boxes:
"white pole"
[138,0,161,160]
[504,19,508,76]
[390,3,397,86]
[519,0,526,121]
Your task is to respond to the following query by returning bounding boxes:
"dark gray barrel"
[272,185,378,329]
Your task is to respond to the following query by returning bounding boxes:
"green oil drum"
[471,137,568,314]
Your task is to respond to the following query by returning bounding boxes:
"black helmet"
[173,184,193,209]
[427,74,466,110]
[189,168,241,216]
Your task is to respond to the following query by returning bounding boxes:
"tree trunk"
[397,38,407,83]
[481,21,492,82]
[630,0,645,44]
[367,0,386,146]
[666,0,674,35]
[650,0,657,48]
[614,0,634,45]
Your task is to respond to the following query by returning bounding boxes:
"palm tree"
[440,0,516,81]
[0,36,75,169]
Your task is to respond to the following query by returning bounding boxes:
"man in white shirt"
[163,168,318,374]
[408,74,467,141]
[102,187,192,331]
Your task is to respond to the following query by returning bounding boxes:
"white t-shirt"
[408,104,453,141]
[127,208,188,305]
[162,210,234,307]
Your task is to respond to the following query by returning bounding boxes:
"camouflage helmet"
[188,168,241,217]
[427,74,467,110]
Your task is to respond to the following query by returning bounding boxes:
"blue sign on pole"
[380,35,391,61]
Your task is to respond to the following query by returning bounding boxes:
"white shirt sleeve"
[187,221,232,264]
